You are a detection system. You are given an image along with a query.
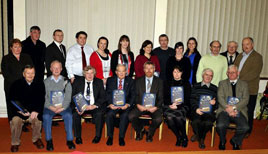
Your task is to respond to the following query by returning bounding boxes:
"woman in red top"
[90,37,112,85]
[134,40,160,78]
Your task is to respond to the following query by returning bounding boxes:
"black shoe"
[75,137,82,144]
[46,140,54,151]
[106,137,113,146]
[190,134,198,142]
[198,139,205,149]
[92,136,101,144]
[181,138,188,148]
[66,141,75,149]
[146,132,153,142]
[10,145,19,152]
[175,138,182,146]
[136,129,146,141]
[22,124,29,132]
[219,141,226,150]
[119,138,125,146]
[230,139,240,150]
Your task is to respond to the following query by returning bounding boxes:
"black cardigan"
[110,50,135,78]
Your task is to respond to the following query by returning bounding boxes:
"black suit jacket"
[45,42,67,77]
[220,51,239,65]
[71,77,106,109]
[135,76,164,109]
[106,76,135,107]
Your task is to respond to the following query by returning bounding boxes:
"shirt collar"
[54,41,61,47]
[51,75,62,83]
[201,82,210,88]
[243,50,253,56]
[230,79,238,84]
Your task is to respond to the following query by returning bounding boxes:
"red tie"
[118,79,123,90]
[81,47,87,69]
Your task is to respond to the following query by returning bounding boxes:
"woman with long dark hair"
[111,35,134,77]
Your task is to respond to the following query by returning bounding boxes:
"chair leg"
[159,122,163,140]
[211,122,216,147]
[104,123,107,138]
[186,118,189,136]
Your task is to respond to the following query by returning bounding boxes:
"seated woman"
[90,37,113,85]
[166,42,191,82]
[164,66,191,147]
[190,68,217,149]
[111,35,135,78]
[134,40,160,78]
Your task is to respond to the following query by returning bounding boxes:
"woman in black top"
[166,42,191,81]
[183,37,201,85]
[1,38,33,120]
[164,66,191,147]
[111,35,134,78]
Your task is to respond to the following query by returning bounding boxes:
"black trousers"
[106,108,130,138]
[128,108,162,136]
[191,113,215,140]
[216,112,249,145]
[72,108,104,138]
[247,95,257,134]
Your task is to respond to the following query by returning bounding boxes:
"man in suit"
[234,37,263,135]
[129,61,163,142]
[45,29,67,77]
[216,65,249,150]
[22,26,46,83]
[72,66,106,144]
[220,41,239,66]
[105,64,135,146]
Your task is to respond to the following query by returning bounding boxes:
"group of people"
[1,25,263,152]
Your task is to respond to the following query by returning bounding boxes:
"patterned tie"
[81,47,87,69]
[86,82,91,96]
[118,79,123,90]
[146,79,151,93]
[59,44,65,58]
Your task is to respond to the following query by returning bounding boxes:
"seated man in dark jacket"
[9,65,45,152]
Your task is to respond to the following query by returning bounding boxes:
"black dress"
[164,79,191,140]
[166,56,191,82]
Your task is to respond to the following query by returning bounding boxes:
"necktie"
[118,79,123,90]
[81,47,87,69]
[146,79,151,93]
[229,55,233,65]
[86,82,91,96]
[59,44,65,58]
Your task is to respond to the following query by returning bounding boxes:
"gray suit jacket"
[217,79,249,120]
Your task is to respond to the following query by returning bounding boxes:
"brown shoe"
[11,145,19,152]
[33,139,44,149]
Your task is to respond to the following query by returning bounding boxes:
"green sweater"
[196,54,228,86]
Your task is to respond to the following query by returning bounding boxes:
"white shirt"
[83,79,95,105]
[96,52,111,78]
[66,43,94,79]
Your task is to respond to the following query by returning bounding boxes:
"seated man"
[190,68,218,149]
[106,64,135,146]
[129,61,163,142]
[217,65,249,150]
[9,65,45,152]
[43,60,75,151]
[72,66,106,144]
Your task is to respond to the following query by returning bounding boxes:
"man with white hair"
[220,41,239,66]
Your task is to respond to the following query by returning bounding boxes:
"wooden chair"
[133,115,164,140]
[211,122,237,147]
[104,113,120,138]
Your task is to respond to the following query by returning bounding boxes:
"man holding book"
[105,64,135,146]
[129,61,164,142]
[216,65,249,150]
[9,65,45,152]
[43,60,75,151]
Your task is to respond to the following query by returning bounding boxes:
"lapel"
[240,50,255,75]
[150,76,157,94]
[123,77,129,90]
[226,80,233,98]
[80,78,86,93]
[52,42,65,59]
[235,80,242,99]
[93,78,98,99]
[140,76,146,94]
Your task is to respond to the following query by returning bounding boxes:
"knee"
[11,116,23,126]
[106,110,115,118]
[238,124,249,133]
[153,116,163,125]
[216,121,228,130]
[128,112,137,122]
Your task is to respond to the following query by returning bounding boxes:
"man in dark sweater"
[152,34,174,81]
[22,26,46,83]
[9,65,45,152]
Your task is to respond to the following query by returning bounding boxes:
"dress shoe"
[75,137,83,144]
[230,139,240,150]
[119,138,125,146]
[219,141,226,150]
[136,129,146,141]
[33,139,44,149]
[46,140,54,151]
[190,134,198,142]
[10,145,19,152]
[106,137,113,146]
[66,141,76,149]
[181,138,188,148]
[146,132,153,142]
[92,136,101,144]
[198,138,205,149]
[175,138,182,146]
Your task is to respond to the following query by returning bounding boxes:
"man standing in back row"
[234,37,263,136]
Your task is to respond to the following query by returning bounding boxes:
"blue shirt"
[51,75,63,83]
[187,53,196,84]
[238,50,253,72]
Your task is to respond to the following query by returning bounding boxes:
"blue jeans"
[43,107,73,141]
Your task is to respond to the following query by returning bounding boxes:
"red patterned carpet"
[0,118,267,153]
